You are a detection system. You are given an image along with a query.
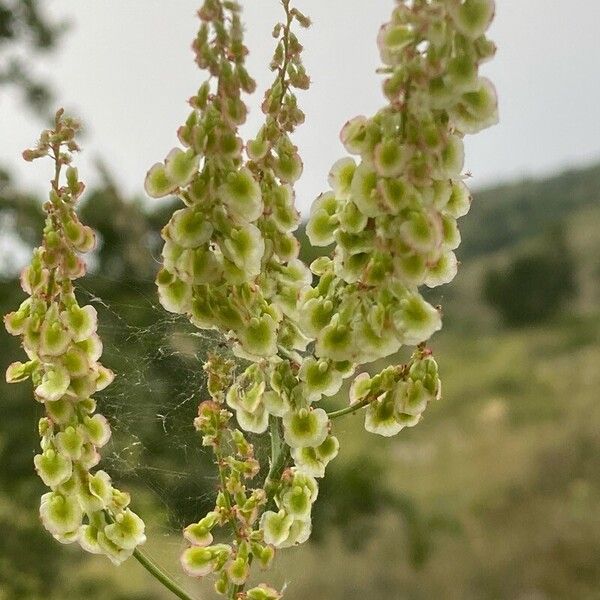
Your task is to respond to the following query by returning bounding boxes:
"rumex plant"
[4,1,497,599]
[4,111,146,564]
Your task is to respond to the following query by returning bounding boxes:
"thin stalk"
[327,398,371,420]
[214,446,239,539]
[132,547,197,600]
[214,444,243,600]
[265,415,289,492]
[267,415,283,481]
[275,0,294,109]
[102,510,196,600]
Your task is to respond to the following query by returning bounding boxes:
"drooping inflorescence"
[145,0,311,366]
[301,0,498,435]
[145,0,497,598]
[3,0,497,597]
[4,110,146,565]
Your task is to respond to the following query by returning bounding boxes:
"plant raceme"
[5,0,497,598]
[4,111,146,564]
[145,0,497,598]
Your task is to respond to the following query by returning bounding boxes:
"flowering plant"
[5,1,497,598]
[4,111,146,564]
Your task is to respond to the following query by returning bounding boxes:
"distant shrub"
[483,227,577,325]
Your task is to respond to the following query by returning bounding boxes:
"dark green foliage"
[483,226,577,325]
[312,455,441,568]
[0,172,45,247]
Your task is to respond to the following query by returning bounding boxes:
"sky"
[2,0,600,215]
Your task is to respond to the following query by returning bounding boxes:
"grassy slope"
[460,163,600,260]
[271,316,600,600]
[268,184,600,598]
[6,164,600,599]
[272,168,600,599]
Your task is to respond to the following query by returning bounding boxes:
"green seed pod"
[144,163,178,198]
[283,408,329,448]
[40,491,82,537]
[260,510,294,547]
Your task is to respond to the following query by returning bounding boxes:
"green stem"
[265,416,288,491]
[268,416,283,480]
[327,398,371,420]
[275,0,293,108]
[132,547,197,600]
[214,444,243,600]
[215,447,238,538]
[103,509,196,600]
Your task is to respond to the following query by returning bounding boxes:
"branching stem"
[214,442,245,600]
[275,0,294,109]
[327,398,371,420]
[132,547,198,600]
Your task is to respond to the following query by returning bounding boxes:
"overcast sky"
[2,0,600,214]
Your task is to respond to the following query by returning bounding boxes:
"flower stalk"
[5,110,146,565]
[4,1,498,599]
[146,0,498,596]
[133,548,198,600]
[326,397,371,420]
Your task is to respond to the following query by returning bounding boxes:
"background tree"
[483,226,577,326]
[0,0,64,115]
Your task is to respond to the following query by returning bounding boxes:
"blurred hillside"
[461,164,600,260]
[0,161,599,599]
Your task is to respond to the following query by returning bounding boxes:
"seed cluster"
[3,1,497,597]
[150,0,498,597]
[302,0,497,434]
[5,111,146,564]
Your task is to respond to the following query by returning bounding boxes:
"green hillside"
[460,163,600,259]
[0,162,599,599]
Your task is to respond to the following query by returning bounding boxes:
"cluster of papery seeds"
[351,346,441,436]
[1,1,497,598]
[4,111,145,564]
[147,0,497,597]
[301,0,497,433]
[180,354,282,600]
[145,0,311,364]
[145,2,336,595]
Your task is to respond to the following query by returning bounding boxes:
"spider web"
[75,277,258,541]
